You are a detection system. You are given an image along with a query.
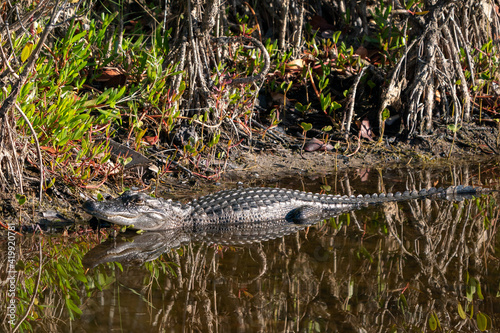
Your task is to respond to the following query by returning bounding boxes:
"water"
[2,158,500,332]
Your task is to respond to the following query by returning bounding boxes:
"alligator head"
[83,191,189,230]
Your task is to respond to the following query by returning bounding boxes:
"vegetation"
[1,2,499,331]
[0,0,498,197]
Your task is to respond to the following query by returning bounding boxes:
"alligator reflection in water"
[83,220,312,267]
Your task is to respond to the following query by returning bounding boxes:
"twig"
[242,2,262,41]
[215,36,270,85]
[346,132,362,157]
[307,66,320,99]
[0,27,19,78]
[0,220,22,235]
[343,66,368,141]
[4,113,24,192]
[15,104,43,203]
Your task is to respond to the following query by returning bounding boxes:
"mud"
[223,122,499,182]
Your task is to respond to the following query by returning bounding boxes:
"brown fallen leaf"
[270,92,294,106]
[357,168,371,182]
[304,138,333,152]
[356,118,375,141]
[354,46,368,59]
[40,146,57,154]
[143,136,159,145]
[95,67,128,88]
[286,58,306,71]
[435,89,441,103]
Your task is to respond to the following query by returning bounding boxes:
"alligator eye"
[124,197,144,206]
[132,198,144,205]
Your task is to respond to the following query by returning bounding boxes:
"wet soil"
[223,121,499,181]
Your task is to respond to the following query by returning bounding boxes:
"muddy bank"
[224,123,499,182]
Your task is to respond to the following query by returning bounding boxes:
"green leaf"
[118,156,133,166]
[44,178,56,190]
[320,93,332,111]
[66,298,83,317]
[70,31,87,45]
[357,245,373,262]
[115,262,123,272]
[295,102,304,111]
[447,124,461,132]
[477,312,491,331]
[382,108,391,121]
[300,122,312,132]
[399,294,407,312]
[56,263,68,278]
[15,194,27,205]
[331,101,342,110]
[15,260,26,271]
[457,303,466,320]
[322,126,332,132]
[476,280,484,300]
[428,312,439,330]
[21,41,35,62]
[75,273,88,283]
[321,185,331,192]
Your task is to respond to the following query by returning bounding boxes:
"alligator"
[83,185,483,231]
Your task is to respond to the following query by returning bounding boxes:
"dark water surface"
[3,159,500,332]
